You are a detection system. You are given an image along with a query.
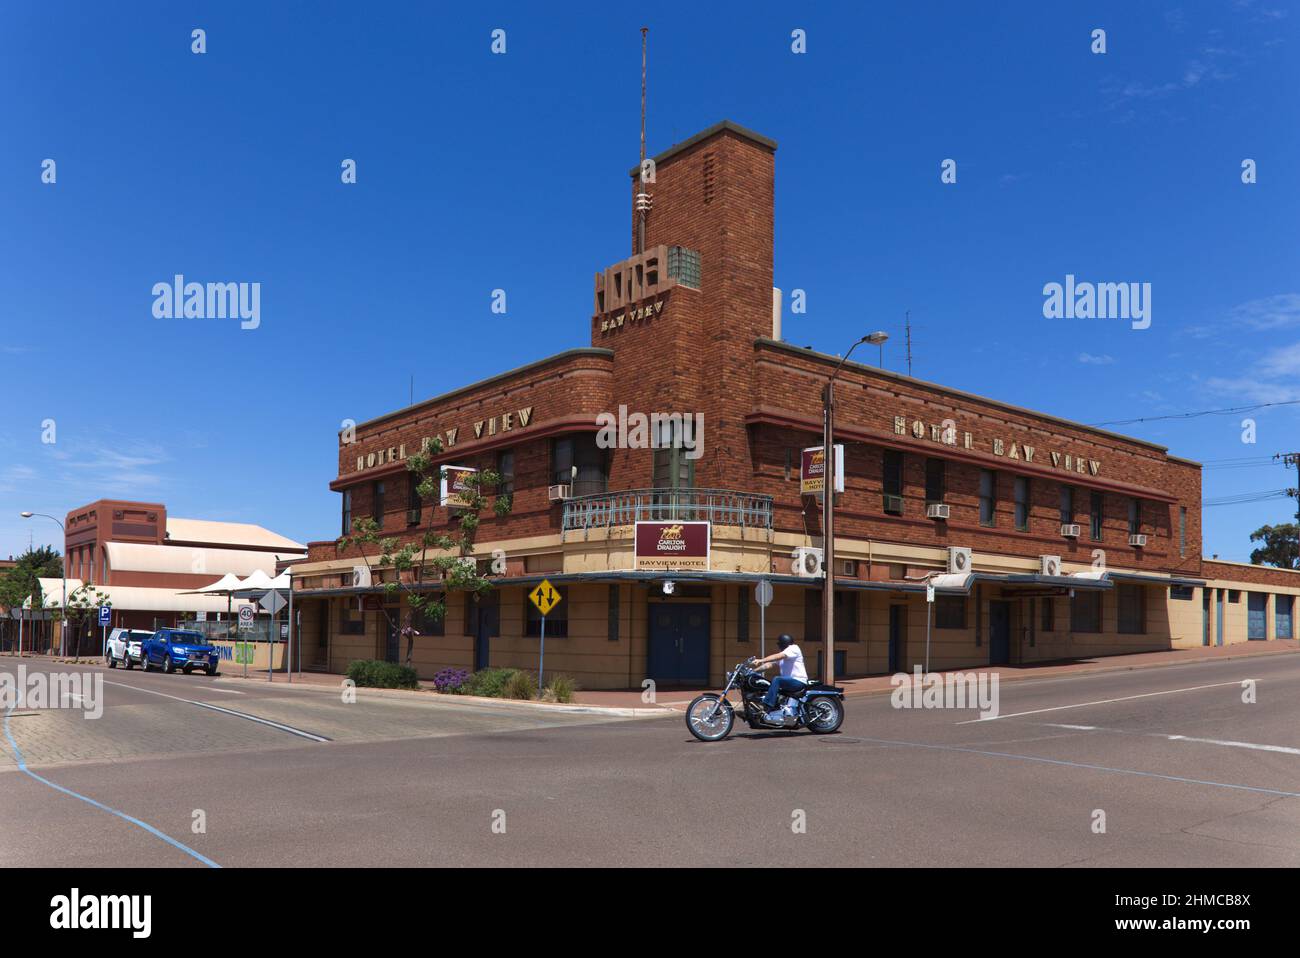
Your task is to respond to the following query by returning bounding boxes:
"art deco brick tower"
[591,120,777,489]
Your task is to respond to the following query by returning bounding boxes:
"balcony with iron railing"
[561,487,774,533]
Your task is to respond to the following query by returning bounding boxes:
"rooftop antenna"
[634,26,652,254]
[905,311,913,377]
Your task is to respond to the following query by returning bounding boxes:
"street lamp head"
[865,331,889,346]
[20,511,33,518]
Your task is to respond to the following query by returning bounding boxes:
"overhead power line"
[1091,399,1300,428]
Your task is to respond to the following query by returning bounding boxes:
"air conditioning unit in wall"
[1061,523,1082,538]
[839,559,857,577]
[350,565,372,588]
[926,503,950,520]
[947,546,972,575]
[1129,534,1148,548]
[548,484,571,502]
[1040,555,1062,577]
[792,546,825,578]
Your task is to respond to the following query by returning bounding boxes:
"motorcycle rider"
[752,633,808,722]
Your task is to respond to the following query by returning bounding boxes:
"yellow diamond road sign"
[529,579,562,617]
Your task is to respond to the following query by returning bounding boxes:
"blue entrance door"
[647,603,709,687]
[989,601,1011,665]
[888,604,906,673]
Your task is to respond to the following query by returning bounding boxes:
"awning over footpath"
[289,566,1206,601]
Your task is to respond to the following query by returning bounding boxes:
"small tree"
[337,437,512,668]
[55,585,112,658]
[1249,522,1300,570]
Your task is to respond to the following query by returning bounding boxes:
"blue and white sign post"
[98,605,111,656]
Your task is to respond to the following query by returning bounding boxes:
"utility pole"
[1277,452,1300,524]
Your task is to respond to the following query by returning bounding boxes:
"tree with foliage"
[53,584,112,658]
[0,546,64,649]
[336,437,512,668]
[1249,522,1300,570]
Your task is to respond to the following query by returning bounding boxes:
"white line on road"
[102,679,330,742]
[1041,722,1300,756]
[956,680,1250,724]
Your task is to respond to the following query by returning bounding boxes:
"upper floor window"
[554,435,608,498]
[652,418,696,492]
[407,473,422,526]
[372,480,386,525]
[1179,506,1187,557]
[883,450,904,515]
[1014,476,1030,531]
[497,449,515,496]
[341,489,352,535]
[1089,491,1104,541]
[1128,498,1141,536]
[979,470,997,527]
[1059,485,1073,525]
[924,458,945,505]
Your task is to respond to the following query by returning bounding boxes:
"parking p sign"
[98,606,111,627]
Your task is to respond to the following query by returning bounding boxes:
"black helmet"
[777,633,795,649]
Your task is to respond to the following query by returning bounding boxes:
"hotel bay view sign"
[634,521,710,572]
[348,406,535,474]
[892,415,1103,476]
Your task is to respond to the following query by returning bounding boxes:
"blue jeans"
[763,676,803,709]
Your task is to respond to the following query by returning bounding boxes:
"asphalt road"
[2,653,1299,867]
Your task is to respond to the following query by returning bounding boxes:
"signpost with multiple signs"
[528,579,563,694]
[260,590,287,682]
[755,578,773,657]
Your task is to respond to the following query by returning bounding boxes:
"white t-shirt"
[778,644,808,682]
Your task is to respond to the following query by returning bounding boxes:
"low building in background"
[30,499,305,651]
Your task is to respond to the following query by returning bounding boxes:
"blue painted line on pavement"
[3,705,221,868]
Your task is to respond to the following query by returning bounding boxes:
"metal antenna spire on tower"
[635,27,651,255]
[905,310,913,377]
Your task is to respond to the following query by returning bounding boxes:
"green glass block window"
[667,246,701,288]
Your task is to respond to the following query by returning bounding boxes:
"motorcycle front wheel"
[685,694,735,742]
[805,695,845,734]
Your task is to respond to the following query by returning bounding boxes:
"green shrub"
[347,659,419,689]
[461,667,519,698]
[545,674,578,704]
[502,670,538,700]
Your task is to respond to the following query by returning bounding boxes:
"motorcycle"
[685,656,846,742]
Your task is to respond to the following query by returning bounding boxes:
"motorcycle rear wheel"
[685,694,735,742]
[805,695,845,734]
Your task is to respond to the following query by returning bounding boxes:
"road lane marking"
[2,706,220,868]
[1041,722,1300,756]
[102,679,331,742]
[955,680,1250,724]
[843,735,1300,798]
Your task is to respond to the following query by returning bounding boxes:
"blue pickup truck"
[142,628,220,676]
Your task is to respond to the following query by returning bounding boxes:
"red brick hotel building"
[289,120,1300,688]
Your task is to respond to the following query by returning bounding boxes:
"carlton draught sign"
[634,521,710,571]
[440,466,476,508]
[800,445,844,496]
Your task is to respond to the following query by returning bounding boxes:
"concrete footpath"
[11,640,1299,714]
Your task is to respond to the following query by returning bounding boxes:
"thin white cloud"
[1078,352,1115,365]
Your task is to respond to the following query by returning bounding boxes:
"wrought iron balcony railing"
[561,487,774,532]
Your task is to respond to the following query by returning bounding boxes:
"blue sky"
[1,0,1296,562]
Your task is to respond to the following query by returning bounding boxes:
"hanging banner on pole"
[800,445,844,496]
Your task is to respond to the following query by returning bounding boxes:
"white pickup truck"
[105,628,153,669]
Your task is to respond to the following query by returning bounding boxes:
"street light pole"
[821,334,883,686]
[20,511,65,656]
